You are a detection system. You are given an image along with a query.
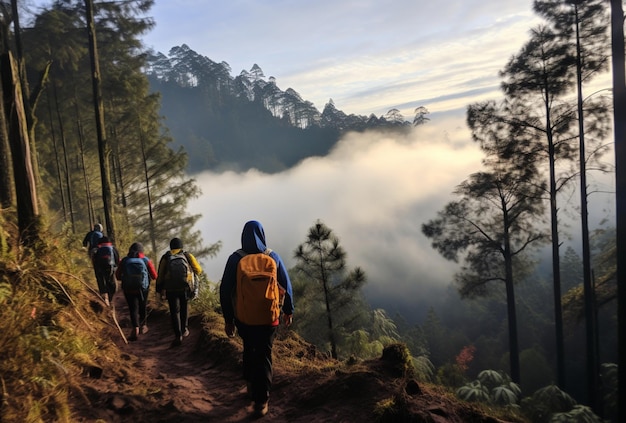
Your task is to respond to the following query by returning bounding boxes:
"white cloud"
[189,123,484,317]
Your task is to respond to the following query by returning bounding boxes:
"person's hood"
[241,220,267,253]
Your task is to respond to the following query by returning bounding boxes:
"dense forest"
[0,0,623,422]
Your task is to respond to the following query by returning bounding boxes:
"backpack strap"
[236,248,271,257]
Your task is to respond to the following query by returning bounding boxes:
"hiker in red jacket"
[116,242,157,341]
[219,220,294,417]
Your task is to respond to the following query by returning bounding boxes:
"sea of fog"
[183,116,489,322]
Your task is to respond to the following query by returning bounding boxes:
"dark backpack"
[94,245,116,272]
[121,257,149,291]
[90,230,103,248]
[235,249,284,325]
[166,251,193,290]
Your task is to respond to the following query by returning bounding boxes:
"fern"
[477,369,505,391]
[457,380,490,403]
[492,386,518,406]
[549,405,603,423]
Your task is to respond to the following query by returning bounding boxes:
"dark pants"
[166,290,189,338]
[235,322,277,404]
[124,289,148,328]
[95,266,116,301]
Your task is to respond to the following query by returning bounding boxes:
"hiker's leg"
[179,293,188,332]
[124,291,139,328]
[166,292,182,337]
[244,325,276,405]
[236,322,253,382]
[256,326,277,404]
[106,271,116,301]
[95,270,107,296]
[139,289,148,327]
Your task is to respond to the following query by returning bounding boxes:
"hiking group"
[83,227,202,346]
[83,220,294,419]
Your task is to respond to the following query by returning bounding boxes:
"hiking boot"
[140,325,149,334]
[129,328,139,341]
[170,336,182,347]
[183,328,190,337]
[246,381,253,398]
[253,401,269,417]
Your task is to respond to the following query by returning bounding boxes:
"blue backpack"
[121,257,149,292]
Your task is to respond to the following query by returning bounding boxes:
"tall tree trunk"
[85,0,116,241]
[73,92,95,227]
[503,203,520,383]
[53,84,75,233]
[0,74,13,209]
[546,107,565,396]
[46,87,67,224]
[1,50,40,244]
[609,1,626,422]
[0,6,14,208]
[573,4,598,410]
[138,114,157,255]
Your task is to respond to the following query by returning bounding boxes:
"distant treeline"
[146,45,414,174]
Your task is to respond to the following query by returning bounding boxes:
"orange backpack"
[235,249,284,325]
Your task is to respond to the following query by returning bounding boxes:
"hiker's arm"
[187,253,203,275]
[155,256,167,292]
[219,254,238,323]
[274,253,294,316]
[146,259,158,280]
[115,258,123,280]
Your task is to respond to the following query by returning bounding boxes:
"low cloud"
[189,119,484,322]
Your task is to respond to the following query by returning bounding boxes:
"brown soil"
[70,291,525,422]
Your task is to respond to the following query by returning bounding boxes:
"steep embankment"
[69,290,525,422]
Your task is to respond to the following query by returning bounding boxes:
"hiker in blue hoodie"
[219,220,294,418]
[92,236,119,307]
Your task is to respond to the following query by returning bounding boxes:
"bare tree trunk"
[46,87,67,223]
[1,50,40,244]
[610,2,626,422]
[573,4,598,410]
[0,6,14,208]
[53,84,76,233]
[85,0,116,241]
[137,113,157,255]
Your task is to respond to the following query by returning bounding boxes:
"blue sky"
[141,0,539,119]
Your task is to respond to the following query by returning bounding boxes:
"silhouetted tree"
[294,220,366,359]
[423,107,547,383]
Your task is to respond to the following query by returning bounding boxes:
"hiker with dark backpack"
[82,223,104,261]
[156,237,202,347]
[92,236,119,307]
[219,220,294,418]
[116,242,157,341]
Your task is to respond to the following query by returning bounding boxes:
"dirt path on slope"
[74,290,270,422]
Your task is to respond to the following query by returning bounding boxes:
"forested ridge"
[0,0,622,422]
[145,44,418,174]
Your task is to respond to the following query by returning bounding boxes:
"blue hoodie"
[220,220,294,324]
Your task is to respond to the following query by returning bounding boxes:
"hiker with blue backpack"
[219,220,294,418]
[116,242,158,341]
[92,236,120,307]
[82,223,104,260]
[156,237,202,347]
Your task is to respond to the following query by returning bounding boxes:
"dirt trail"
[75,291,268,422]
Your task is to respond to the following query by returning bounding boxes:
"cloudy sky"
[141,0,540,119]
